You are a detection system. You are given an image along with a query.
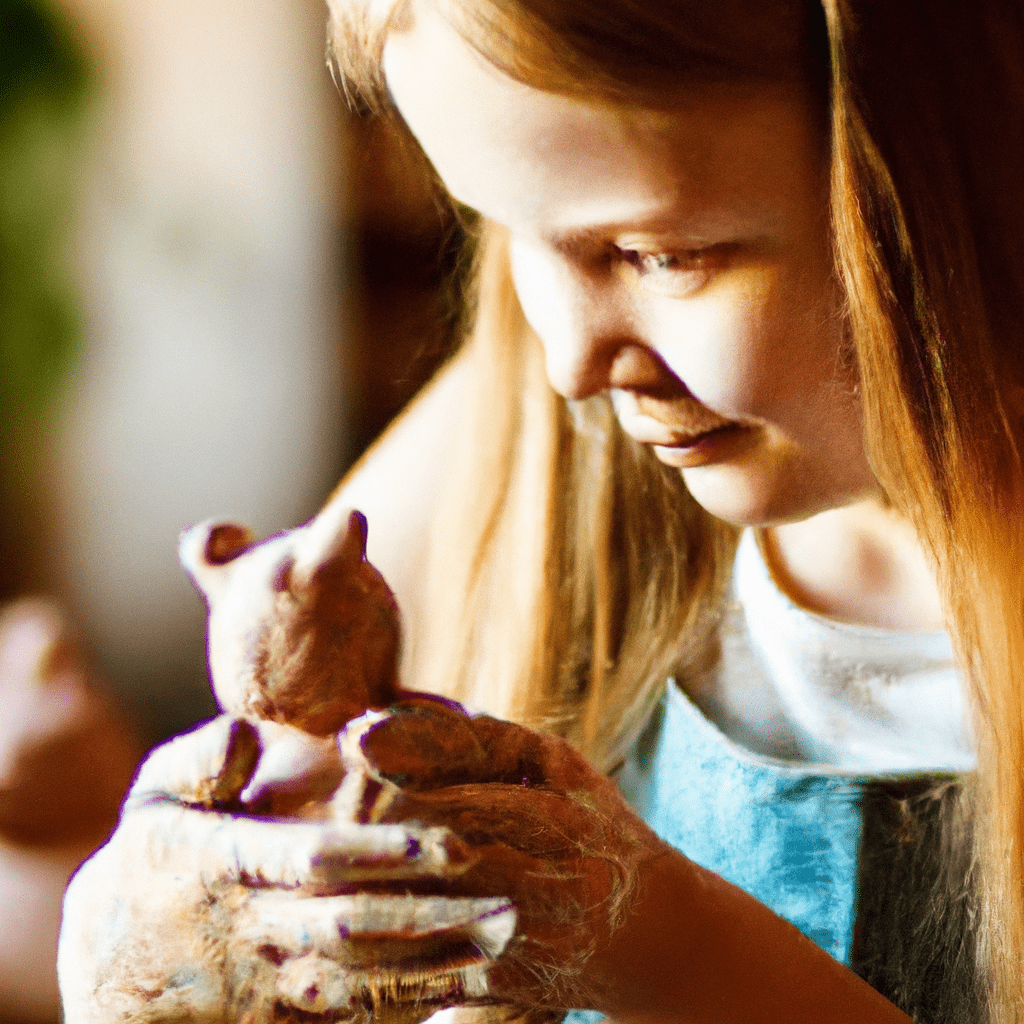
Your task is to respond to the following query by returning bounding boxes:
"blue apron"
[563,681,972,1023]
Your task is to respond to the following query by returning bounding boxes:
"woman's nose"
[542,329,617,401]
[510,239,670,401]
[546,332,674,401]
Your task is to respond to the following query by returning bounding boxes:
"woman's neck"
[763,498,946,632]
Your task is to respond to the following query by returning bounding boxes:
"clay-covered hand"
[355,698,674,1014]
[66,499,640,1022]
[58,714,516,1024]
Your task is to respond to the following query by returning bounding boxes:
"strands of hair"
[824,1,1024,1016]
[328,0,1024,1019]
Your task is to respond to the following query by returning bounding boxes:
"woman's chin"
[679,461,844,529]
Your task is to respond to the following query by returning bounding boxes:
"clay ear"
[292,507,367,589]
[179,520,254,600]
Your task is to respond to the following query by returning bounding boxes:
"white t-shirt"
[687,530,976,773]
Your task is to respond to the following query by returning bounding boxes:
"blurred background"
[0,0,462,1019]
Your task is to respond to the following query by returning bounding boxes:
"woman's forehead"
[383,2,823,241]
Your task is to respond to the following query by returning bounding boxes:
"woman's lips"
[650,423,755,468]
[611,392,756,468]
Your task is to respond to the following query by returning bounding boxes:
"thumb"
[122,716,480,889]
[127,715,261,809]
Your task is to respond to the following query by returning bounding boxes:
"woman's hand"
[57,714,516,1024]
[354,698,671,1014]
[356,700,916,1024]
[59,702,916,1024]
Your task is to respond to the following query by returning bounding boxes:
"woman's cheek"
[650,272,779,419]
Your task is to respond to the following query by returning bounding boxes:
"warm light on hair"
[823,2,1024,1016]
[330,0,1024,1018]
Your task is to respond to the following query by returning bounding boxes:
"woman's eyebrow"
[540,227,611,260]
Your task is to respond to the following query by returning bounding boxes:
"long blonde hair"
[823,2,1024,1017]
[331,0,1024,1017]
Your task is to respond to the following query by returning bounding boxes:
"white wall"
[47,0,348,737]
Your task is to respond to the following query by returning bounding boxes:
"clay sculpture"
[176,504,517,1022]
[179,507,401,737]
[60,501,657,1023]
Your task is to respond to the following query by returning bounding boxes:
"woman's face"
[383,4,879,526]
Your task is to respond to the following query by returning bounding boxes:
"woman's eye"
[613,245,722,296]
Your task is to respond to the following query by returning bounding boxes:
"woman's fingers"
[376,781,624,862]
[80,709,642,1018]
[350,734,663,1011]
[360,705,609,796]
[373,790,624,944]
[229,892,516,1020]
[237,890,515,969]
[352,839,617,1010]
[118,802,477,890]
[126,715,263,809]
[62,836,502,1024]
[360,702,491,790]
[119,716,479,888]
[240,891,515,957]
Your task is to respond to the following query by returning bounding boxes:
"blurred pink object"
[0,598,142,1023]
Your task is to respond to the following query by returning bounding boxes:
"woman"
[59,0,1024,1021]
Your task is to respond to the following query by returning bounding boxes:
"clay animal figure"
[59,502,664,1024]
[176,505,517,1020]
[178,506,402,737]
